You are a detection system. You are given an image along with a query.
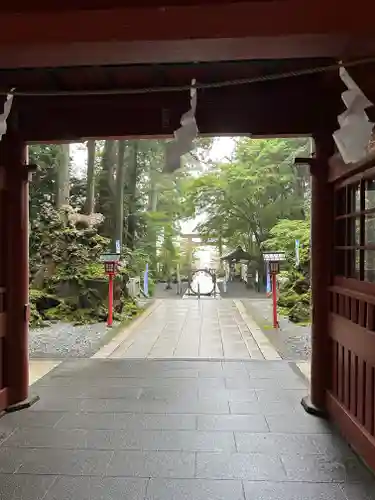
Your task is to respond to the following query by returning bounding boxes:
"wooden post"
[301,133,334,417]
[1,131,38,411]
[107,273,114,327]
[271,272,278,329]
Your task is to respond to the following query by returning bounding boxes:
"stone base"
[301,395,328,419]
[5,394,40,413]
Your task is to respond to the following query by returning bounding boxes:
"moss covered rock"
[294,277,310,294]
[288,301,311,323]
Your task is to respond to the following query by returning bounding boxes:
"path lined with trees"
[27,139,212,356]
[27,136,312,358]
[185,137,312,322]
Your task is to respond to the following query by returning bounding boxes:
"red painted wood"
[338,294,345,316]
[1,133,29,407]
[344,349,351,408]
[338,345,344,403]
[2,0,282,10]
[107,274,114,328]
[0,388,7,411]
[333,277,375,299]
[329,153,375,184]
[333,159,375,460]
[345,295,351,320]
[335,292,340,314]
[15,77,336,142]
[0,166,7,411]
[1,35,374,69]
[0,2,373,46]
[309,134,335,411]
[359,301,367,327]
[327,392,375,472]
[367,304,374,330]
[364,364,374,435]
[357,357,365,424]
[330,284,375,306]
[350,354,358,417]
[1,59,331,92]
[329,314,375,366]
[332,340,338,396]
[351,297,358,323]
[0,312,5,336]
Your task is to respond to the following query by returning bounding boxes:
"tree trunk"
[148,166,158,212]
[84,140,96,214]
[56,144,70,208]
[147,160,159,267]
[125,141,138,249]
[114,140,127,253]
[97,140,117,238]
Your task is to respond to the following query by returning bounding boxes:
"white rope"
[1,56,374,97]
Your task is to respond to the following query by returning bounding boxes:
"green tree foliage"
[28,137,214,326]
[263,219,310,269]
[185,137,312,322]
[135,138,213,279]
[263,218,311,323]
[28,144,61,219]
[186,137,310,251]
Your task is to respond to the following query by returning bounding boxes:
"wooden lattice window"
[334,176,375,283]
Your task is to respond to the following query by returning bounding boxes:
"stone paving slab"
[0,358,375,499]
[107,299,266,359]
[29,359,62,385]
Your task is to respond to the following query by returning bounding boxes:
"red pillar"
[108,273,114,327]
[271,272,278,329]
[302,133,334,417]
[1,131,33,409]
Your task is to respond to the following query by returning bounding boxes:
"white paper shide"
[333,67,374,164]
[165,79,198,173]
[0,92,14,142]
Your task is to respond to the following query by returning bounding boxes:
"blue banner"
[295,239,300,267]
[144,263,149,296]
[266,264,271,294]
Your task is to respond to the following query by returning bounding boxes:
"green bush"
[278,291,300,309]
[288,301,311,323]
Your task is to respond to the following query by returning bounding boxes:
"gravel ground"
[242,298,311,361]
[29,321,119,359]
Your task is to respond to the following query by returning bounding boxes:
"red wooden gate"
[0,165,7,410]
[328,164,375,470]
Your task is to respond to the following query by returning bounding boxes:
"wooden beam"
[0,1,374,47]
[1,35,375,69]
[16,77,340,142]
[329,152,375,183]
[1,0,270,10]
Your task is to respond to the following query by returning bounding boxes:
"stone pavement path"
[219,280,263,299]
[107,299,267,360]
[154,282,189,300]
[1,358,374,500]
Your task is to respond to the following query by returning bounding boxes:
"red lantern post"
[101,254,120,328]
[263,252,285,330]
